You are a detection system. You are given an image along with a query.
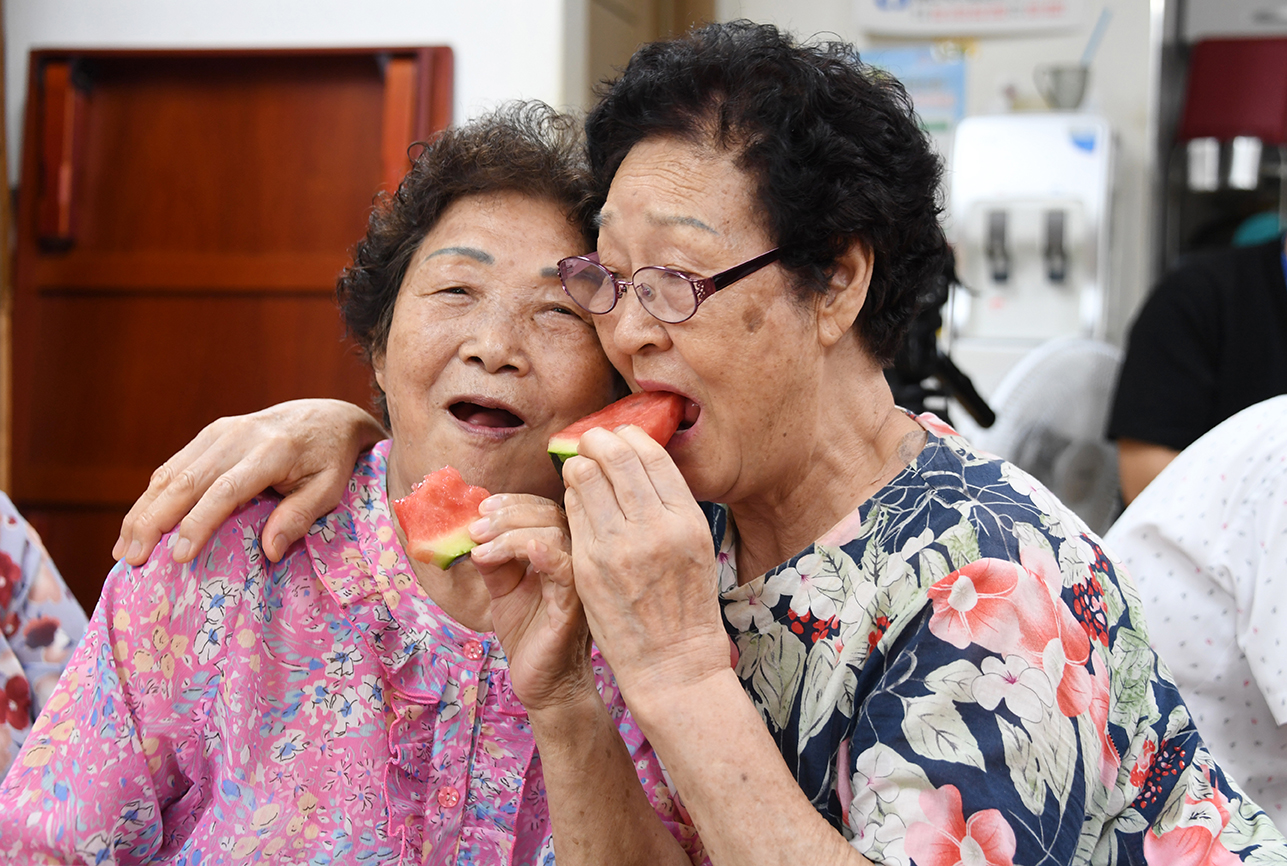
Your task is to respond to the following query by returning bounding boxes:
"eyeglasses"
[556,248,781,324]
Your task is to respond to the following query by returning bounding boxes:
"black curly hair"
[337,101,596,424]
[584,21,950,363]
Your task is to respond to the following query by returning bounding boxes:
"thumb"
[526,539,574,589]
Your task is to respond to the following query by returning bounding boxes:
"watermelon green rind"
[406,527,477,570]
[393,466,490,569]
[547,391,686,473]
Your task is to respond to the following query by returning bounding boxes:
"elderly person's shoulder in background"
[1106,394,1287,829]
[0,491,89,779]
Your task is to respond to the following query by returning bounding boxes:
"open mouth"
[678,398,700,431]
[449,401,524,429]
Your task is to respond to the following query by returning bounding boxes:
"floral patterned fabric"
[0,491,88,780]
[0,443,700,865]
[715,414,1287,865]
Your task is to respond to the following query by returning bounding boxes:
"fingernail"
[479,496,503,514]
[613,424,629,433]
[127,539,143,561]
[172,538,191,561]
[472,541,493,558]
[268,533,287,559]
[468,518,490,537]
[112,537,125,559]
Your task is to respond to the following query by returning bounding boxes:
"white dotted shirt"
[1106,395,1287,830]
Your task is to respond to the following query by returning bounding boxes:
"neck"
[728,348,924,583]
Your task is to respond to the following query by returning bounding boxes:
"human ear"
[817,239,873,348]
[372,350,387,393]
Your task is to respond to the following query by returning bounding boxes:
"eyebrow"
[594,210,719,235]
[424,246,494,264]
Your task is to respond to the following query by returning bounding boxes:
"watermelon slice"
[548,391,687,472]
[392,466,491,569]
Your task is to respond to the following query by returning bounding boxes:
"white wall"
[716,0,1160,344]
[5,0,575,183]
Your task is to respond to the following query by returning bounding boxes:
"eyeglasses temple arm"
[709,248,781,290]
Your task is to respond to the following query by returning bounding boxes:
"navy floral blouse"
[713,414,1287,866]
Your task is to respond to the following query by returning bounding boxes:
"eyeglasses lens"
[560,259,616,314]
[634,268,696,323]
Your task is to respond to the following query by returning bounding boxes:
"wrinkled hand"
[470,494,596,712]
[562,426,730,707]
[114,399,386,565]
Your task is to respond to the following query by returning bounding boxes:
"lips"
[449,401,524,429]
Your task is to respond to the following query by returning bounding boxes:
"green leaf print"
[997,705,1077,815]
[743,628,809,729]
[901,693,986,770]
[798,638,859,752]
[923,658,980,704]
[1108,627,1158,731]
[917,548,952,586]
[1224,791,1287,852]
[939,517,982,569]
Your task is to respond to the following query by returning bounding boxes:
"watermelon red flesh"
[392,466,491,569]
[548,391,687,472]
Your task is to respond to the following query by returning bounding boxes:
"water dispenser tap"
[1045,209,1068,284]
[986,210,1010,283]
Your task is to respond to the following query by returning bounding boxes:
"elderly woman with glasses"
[0,104,703,866]
[115,22,1287,866]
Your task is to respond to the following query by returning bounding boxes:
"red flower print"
[867,615,892,653]
[0,551,20,609]
[787,609,809,635]
[23,615,60,648]
[906,783,1016,866]
[1131,739,1157,788]
[4,674,31,729]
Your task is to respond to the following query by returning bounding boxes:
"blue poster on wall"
[862,44,966,145]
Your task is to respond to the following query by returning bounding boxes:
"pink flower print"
[1143,768,1239,866]
[1086,653,1121,787]
[906,783,1016,866]
[927,559,1026,652]
[1015,548,1093,718]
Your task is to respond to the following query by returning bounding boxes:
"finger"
[526,538,575,590]
[472,525,569,568]
[561,454,628,540]
[259,467,349,561]
[121,439,263,566]
[114,422,229,560]
[161,443,297,563]
[470,494,566,543]
[474,555,528,601]
[613,425,699,511]
[573,427,666,518]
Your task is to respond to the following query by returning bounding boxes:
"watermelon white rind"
[393,466,491,569]
[547,391,687,473]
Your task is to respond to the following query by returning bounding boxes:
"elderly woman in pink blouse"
[0,104,701,866]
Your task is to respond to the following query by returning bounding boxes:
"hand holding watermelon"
[469,493,597,711]
[562,424,729,707]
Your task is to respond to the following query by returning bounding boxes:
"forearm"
[632,669,871,866]
[528,690,692,866]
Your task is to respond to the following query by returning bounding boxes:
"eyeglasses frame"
[557,247,781,324]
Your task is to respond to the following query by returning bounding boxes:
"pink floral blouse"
[0,443,701,865]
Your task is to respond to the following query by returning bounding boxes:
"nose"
[460,307,531,375]
[603,283,671,357]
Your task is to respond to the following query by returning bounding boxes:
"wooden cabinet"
[11,48,451,603]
